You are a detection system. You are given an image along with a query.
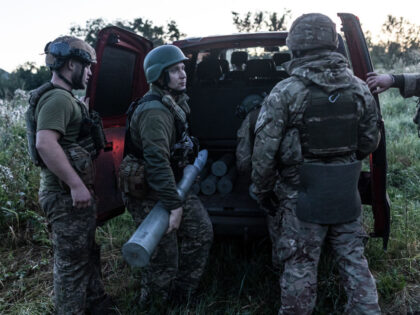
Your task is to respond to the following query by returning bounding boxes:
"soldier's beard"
[71,65,86,90]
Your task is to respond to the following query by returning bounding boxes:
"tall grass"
[0,89,419,314]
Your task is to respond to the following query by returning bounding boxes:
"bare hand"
[167,207,183,234]
[70,184,92,208]
[366,72,393,94]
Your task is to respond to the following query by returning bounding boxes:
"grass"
[0,89,419,314]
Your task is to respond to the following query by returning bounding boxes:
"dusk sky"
[1,0,418,72]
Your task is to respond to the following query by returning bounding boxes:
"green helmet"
[236,94,264,120]
[286,13,338,52]
[143,45,188,84]
[45,36,96,70]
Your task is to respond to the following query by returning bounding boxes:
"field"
[0,88,419,314]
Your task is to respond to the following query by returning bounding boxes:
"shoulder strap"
[28,82,55,107]
[123,94,163,158]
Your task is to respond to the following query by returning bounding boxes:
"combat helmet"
[45,36,96,70]
[143,45,188,84]
[235,94,265,120]
[286,13,338,52]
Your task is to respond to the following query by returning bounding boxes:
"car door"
[339,13,391,249]
[86,26,153,223]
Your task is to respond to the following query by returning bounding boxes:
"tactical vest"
[295,85,362,224]
[299,85,358,158]
[120,93,196,198]
[123,93,197,172]
[25,82,106,167]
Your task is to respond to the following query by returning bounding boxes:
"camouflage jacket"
[251,51,380,200]
[129,85,191,210]
[396,73,420,98]
[236,107,261,174]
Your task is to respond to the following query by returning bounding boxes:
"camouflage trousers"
[266,211,283,271]
[122,193,213,300]
[277,205,381,315]
[39,191,105,315]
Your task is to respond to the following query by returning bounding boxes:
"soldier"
[25,36,115,314]
[119,45,213,306]
[235,93,282,271]
[366,72,420,134]
[251,14,382,314]
[366,72,420,97]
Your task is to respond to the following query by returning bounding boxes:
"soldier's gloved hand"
[258,191,279,217]
[167,206,183,234]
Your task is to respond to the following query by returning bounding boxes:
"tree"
[0,63,51,99]
[231,10,291,33]
[368,15,420,68]
[70,17,186,47]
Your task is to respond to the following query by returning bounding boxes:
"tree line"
[1,11,419,99]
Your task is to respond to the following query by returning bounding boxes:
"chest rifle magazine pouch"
[296,161,362,224]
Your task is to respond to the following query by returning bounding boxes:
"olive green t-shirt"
[35,88,83,192]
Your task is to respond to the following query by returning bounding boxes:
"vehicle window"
[94,46,136,117]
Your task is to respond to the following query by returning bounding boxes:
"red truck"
[86,13,390,249]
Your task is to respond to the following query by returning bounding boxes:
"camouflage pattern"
[278,207,380,314]
[400,73,420,97]
[251,50,381,313]
[118,154,147,200]
[39,192,105,315]
[33,85,108,313]
[122,193,213,300]
[60,143,95,191]
[286,13,338,52]
[266,211,283,271]
[236,107,260,174]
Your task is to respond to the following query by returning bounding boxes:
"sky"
[1,0,418,72]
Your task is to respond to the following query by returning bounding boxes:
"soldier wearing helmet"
[251,14,381,314]
[25,36,116,314]
[236,93,286,272]
[119,45,213,306]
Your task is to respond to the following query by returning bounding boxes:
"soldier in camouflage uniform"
[251,14,382,314]
[366,72,420,97]
[366,71,420,134]
[119,45,213,305]
[26,36,115,314]
[236,93,282,271]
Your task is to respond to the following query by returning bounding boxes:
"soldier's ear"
[66,58,77,71]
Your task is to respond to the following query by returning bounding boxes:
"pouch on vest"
[59,143,95,190]
[77,103,107,159]
[302,86,358,157]
[25,82,55,166]
[118,155,147,199]
[296,161,362,224]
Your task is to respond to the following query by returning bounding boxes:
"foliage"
[0,63,51,99]
[367,15,420,68]
[0,90,419,313]
[231,10,291,32]
[69,17,186,47]
[0,90,47,247]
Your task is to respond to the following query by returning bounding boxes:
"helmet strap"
[57,72,74,90]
